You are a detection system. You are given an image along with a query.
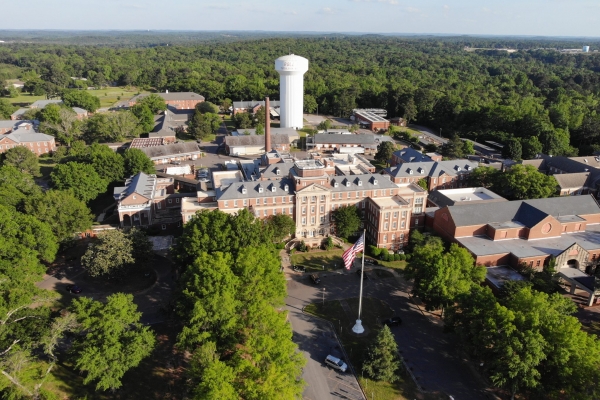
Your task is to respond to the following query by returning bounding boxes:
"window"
[536,260,541,267]
[302,207,306,214]
[303,197,307,203]
[384,235,387,242]
[176,198,180,203]
[361,201,365,209]
[224,201,228,207]
[312,196,317,202]
[393,212,398,218]
[414,207,422,214]
[321,195,325,201]
[157,202,162,209]
[273,208,277,215]
[332,193,336,200]
[392,234,396,241]
[363,191,366,197]
[402,211,407,218]
[373,190,378,197]
[320,216,325,223]
[393,222,397,229]
[384,222,388,230]
[401,221,406,228]
[311,206,315,213]
[320,205,324,213]
[415,197,423,204]
[290,196,294,202]
[385,212,390,219]
[243,199,247,206]
[162,224,167,230]
[234,200,238,207]
[302,217,306,225]
[263,209,267,216]
[311,217,315,224]
[529,261,533,267]
[283,208,286,215]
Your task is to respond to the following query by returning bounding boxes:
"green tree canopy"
[196,101,219,114]
[131,103,155,133]
[1,146,40,177]
[499,164,557,200]
[188,111,221,140]
[502,137,523,160]
[362,325,402,382]
[24,190,93,242]
[137,93,167,114]
[42,107,83,146]
[78,143,125,183]
[233,112,252,129]
[123,148,156,177]
[333,205,361,239]
[0,98,16,119]
[50,161,108,202]
[61,89,101,112]
[71,293,156,391]
[265,214,296,242]
[375,141,396,166]
[0,165,42,210]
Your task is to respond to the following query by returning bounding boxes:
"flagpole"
[352,229,366,334]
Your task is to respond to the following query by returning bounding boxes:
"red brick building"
[384,159,478,191]
[128,92,205,110]
[0,128,56,156]
[431,195,600,272]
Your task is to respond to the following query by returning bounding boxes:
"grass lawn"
[38,156,55,181]
[291,248,346,271]
[6,86,147,108]
[305,297,441,400]
[378,259,408,270]
[223,115,236,131]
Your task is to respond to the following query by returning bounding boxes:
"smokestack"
[265,97,271,152]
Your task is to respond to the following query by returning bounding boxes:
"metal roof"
[139,142,201,159]
[2,128,54,143]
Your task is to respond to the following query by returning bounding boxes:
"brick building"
[128,92,205,110]
[307,133,394,155]
[0,128,56,156]
[431,195,600,272]
[352,110,390,131]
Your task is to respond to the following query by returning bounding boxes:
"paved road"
[286,265,489,399]
[409,124,448,146]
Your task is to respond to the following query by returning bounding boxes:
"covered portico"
[558,268,600,307]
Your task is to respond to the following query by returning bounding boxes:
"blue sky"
[2,0,599,37]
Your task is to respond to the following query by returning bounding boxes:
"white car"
[325,355,348,372]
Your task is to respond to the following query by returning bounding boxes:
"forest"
[1,35,600,156]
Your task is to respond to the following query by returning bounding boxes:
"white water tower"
[275,54,309,129]
[583,45,590,53]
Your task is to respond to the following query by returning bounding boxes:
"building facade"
[384,159,478,191]
[0,128,56,156]
[128,92,205,110]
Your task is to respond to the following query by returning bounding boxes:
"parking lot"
[286,266,490,399]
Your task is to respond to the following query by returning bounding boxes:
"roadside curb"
[301,305,367,400]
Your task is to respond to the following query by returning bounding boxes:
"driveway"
[286,265,489,399]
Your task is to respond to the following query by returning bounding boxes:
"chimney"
[265,96,271,152]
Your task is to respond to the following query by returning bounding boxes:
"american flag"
[342,232,365,270]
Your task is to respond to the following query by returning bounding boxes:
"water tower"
[275,54,309,129]
[583,45,590,53]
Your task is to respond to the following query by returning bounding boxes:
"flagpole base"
[352,319,364,334]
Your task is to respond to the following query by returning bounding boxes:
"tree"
[233,112,252,129]
[521,136,543,159]
[375,141,396,166]
[502,138,523,160]
[81,229,134,277]
[402,97,417,124]
[123,148,156,177]
[42,107,83,146]
[137,93,167,114]
[0,165,42,210]
[349,124,359,133]
[196,101,219,114]
[24,190,93,242]
[253,106,266,128]
[317,119,332,131]
[80,143,125,183]
[39,103,62,124]
[220,98,232,112]
[80,228,151,278]
[61,89,101,112]
[188,111,221,140]
[131,103,155,133]
[416,178,428,191]
[50,162,108,202]
[85,110,141,142]
[0,99,16,119]
[1,146,40,177]
[499,164,557,200]
[462,139,475,156]
[71,293,155,391]
[441,135,466,159]
[468,165,501,188]
[333,205,361,239]
[362,325,402,382]
[304,94,317,113]
[265,214,296,242]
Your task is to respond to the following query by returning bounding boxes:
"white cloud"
[320,7,336,14]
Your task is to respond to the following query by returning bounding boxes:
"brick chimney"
[265,96,271,152]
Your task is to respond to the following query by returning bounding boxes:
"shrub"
[398,254,406,261]
[380,248,389,259]
[369,245,381,257]
[394,254,401,261]
[405,254,411,261]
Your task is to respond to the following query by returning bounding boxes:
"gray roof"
[11,108,27,117]
[216,178,295,201]
[385,160,478,178]
[0,120,16,129]
[313,133,378,145]
[3,128,54,143]
[329,174,397,192]
[459,225,600,259]
[261,162,294,179]
[132,92,205,102]
[139,142,201,159]
[554,172,591,189]
[225,134,290,146]
[114,172,156,201]
[232,127,299,139]
[72,107,87,114]
[392,148,433,163]
[233,100,281,109]
[30,99,63,109]
[446,195,600,228]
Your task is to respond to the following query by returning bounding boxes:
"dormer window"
[284,184,289,191]
[345,181,351,187]
[242,187,247,194]
[271,185,276,193]
[276,168,281,175]
[465,165,471,171]
[373,179,378,185]
[258,187,264,193]
[358,180,363,186]
[456,166,461,171]
[408,169,413,175]
[334,182,338,188]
